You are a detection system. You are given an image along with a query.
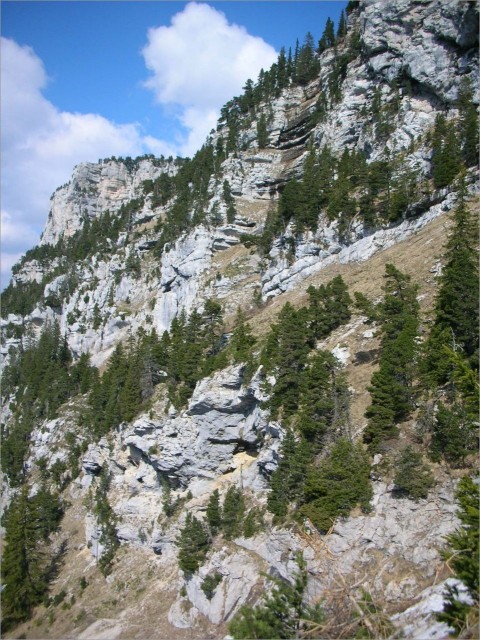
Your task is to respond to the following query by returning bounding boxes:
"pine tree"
[296,143,320,231]
[432,184,478,363]
[353,291,379,323]
[223,179,237,223]
[94,469,119,576]
[296,351,336,445]
[264,303,310,418]
[325,275,352,326]
[318,17,336,53]
[119,350,143,422]
[242,508,263,538]
[295,33,320,86]
[278,177,302,228]
[276,47,289,91]
[222,485,245,540]
[456,77,478,167]
[306,275,351,343]
[229,553,323,640]
[431,114,461,189]
[337,9,347,40]
[363,265,420,452]
[393,446,435,500]
[256,113,269,148]
[162,483,177,517]
[32,484,63,542]
[437,475,479,634]
[230,308,257,365]
[1,322,81,483]
[206,488,222,534]
[1,488,49,629]
[267,430,311,520]
[177,512,210,574]
[102,342,129,429]
[300,438,372,532]
[429,401,476,466]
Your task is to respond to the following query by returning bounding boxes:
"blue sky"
[1,1,347,287]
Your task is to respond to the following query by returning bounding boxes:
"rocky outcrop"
[322,476,459,600]
[391,578,474,638]
[261,185,475,298]
[361,0,478,103]
[41,158,175,246]
[114,364,270,487]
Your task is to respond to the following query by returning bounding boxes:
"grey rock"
[82,439,109,475]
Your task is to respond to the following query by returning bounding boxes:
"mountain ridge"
[1,1,478,638]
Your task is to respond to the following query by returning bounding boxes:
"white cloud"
[142,2,277,155]
[1,6,277,287]
[1,210,40,289]
[0,37,157,287]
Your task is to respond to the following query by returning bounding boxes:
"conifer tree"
[1,487,50,629]
[456,77,478,167]
[177,512,210,574]
[363,265,420,452]
[162,483,177,517]
[119,350,143,422]
[222,485,245,540]
[295,32,320,86]
[318,17,336,53]
[1,322,84,483]
[337,10,347,40]
[263,303,310,418]
[325,275,352,326]
[353,291,379,323]
[429,401,475,466]
[296,350,336,445]
[300,438,372,532]
[428,183,478,371]
[306,275,351,343]
[267,430,311,520]
[230,308,257,365]
[437,475,479,634]
[276,47,289,90]
[229,553,322,639]
[431,114,461,189]
[223,179,237,223]
[256,113,269,148]
[206,488,222,535]
[422,180,478,425]
[94,469,119,576]
[297,143,320,231]
[393,446,435,500]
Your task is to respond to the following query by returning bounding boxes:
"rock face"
[261,188,472,298]
[41,158,175,246]
[361,0,478,102]
[83,364,270,488]
[322,478,459,600]
[5,0,476,369]
[2,1,478,638]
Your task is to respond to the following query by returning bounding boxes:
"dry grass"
[250,211,452,339]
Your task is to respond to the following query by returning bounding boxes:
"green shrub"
[393,446,435,500]
[201,572,223,600]
[300,439,372,532]
[228,553,323,639]
[177,513,209,574]
[437,475,479,633]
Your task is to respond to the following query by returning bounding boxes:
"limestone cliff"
[1,1,478,638]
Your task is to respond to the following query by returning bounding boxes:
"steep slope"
[1,1,478,639]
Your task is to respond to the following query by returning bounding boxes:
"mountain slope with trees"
[1,0,478,638]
